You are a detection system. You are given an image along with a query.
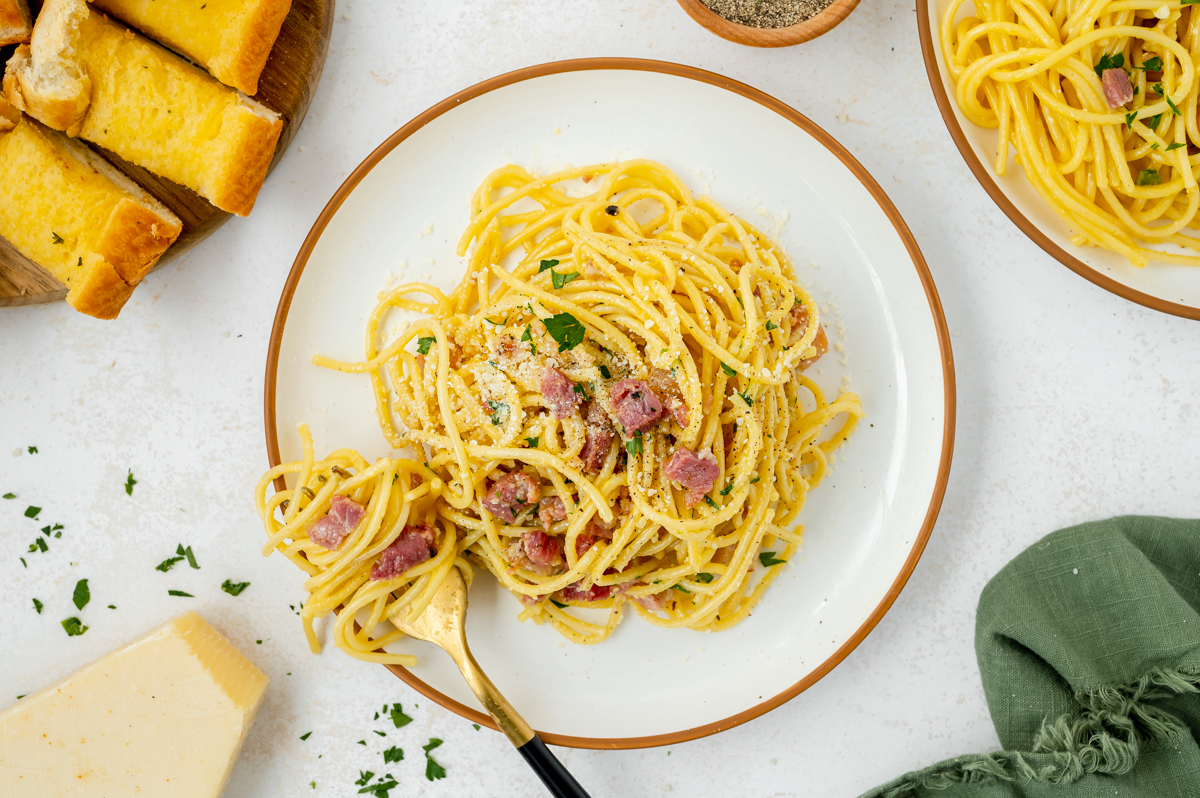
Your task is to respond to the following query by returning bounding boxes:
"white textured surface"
[1,2,1198,796]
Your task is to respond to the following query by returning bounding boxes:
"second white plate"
[266,59,954,748]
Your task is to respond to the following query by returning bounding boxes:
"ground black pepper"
[701,0,834,28]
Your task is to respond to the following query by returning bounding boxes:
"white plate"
[919,1,1200,320]
[266,59,954,748]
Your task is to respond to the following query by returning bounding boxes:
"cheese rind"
[0,612,268,797]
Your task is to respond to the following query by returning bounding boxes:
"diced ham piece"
[664,447,722,507]
[788,303,828,370]
[518,592,544,607]
[559,581,612,602]
[541,367,580,419]
[307,494,366,550]
[574,533,598,559]
[522,529,563,569]
[1102,67,1134,108]
[580,401,615,472]
[634,591,668,612]
[481,472,541,523]
[610,378,664,434]
[648,367,689,427]
[539,496,567,527]
[370,523,437,580]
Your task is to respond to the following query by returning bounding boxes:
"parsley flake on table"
[72,579,90,610]
[156,553,185,572]
[28,537,47,553]
[2,493,14,499]
[355,771,374,786]
[175,544,199,569]
[221,579,250,596]
[61,617,88,636]
[124,470,137,496]
[542,312,585,351]
[26,446,37,454]
[32,598,43,614]
[373,730,386,737]
[24,506,40,519]
[538,258,559,273]
[759,551,788,567]
[299,731,312,741]
[472,723,481,730]
[382,746,404,763]
[389,702,413,728]
[423,738,447,781]
[168,590,193,597]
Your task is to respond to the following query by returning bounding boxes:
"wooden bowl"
[674,0,861,47]
[0,0,334,309]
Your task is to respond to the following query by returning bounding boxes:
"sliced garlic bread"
[0,102,182,319]
[90,0,292,96]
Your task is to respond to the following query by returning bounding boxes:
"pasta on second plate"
[256,160,862,664]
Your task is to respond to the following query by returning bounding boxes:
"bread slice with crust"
[0,96,182,319]
[90,0,292,96]
[4,0,283,216]
[0,0,32,46]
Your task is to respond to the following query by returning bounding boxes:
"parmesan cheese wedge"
[0,612,268,796]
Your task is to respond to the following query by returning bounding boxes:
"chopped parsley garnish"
[599,364,611,378]
[550,269,581,289]
[26,446,37,454]
[221,579,250,596]
[625,431,643,456]
[19,558,26,568]
[1125,111,1137,128]
[1093,52,1124,79]
[1166,142,1186,151]
[1137,169,1162,186]
[423,739,447,781]
[124,470,137,496]
[176,544,199,569]
[383,746,404,763]
[389,702,413,728]
[29,538,47,553]
[604,204,619,216]
[32,598,43,614]
[473,723,481,730]
[1153,82,1164,96]
[1142,56,1163,71]
[550,599,567,608]
[759,551,787,567]
[672,584,690,593]
[1146,112,1164,128]
[765,320,778,331]
[24,506,40,519]
[72,579,90,610]
[107,605,116,609]
[520,324,537,355]
[750,476,761,484]
[695,573,714,583]
[736,390,754,407]
[156,553,185,572]
[61,617,88,636]
[357,740,367,745]
[2,493,14,499]
[538,258,559,273]
[168,590,194,597]
[720,362,737,377]
[525,436,539,448]
[299,731,312,741]
[1165,94,1182,116]
[486,399,507,426]
[703,495,719,510]
[355,771,374,786]
[373,730,386,737]
[416,336,435,355]
[542,312,586,352]
[719,481,734,496]
[51,232,64,244]
[572,382,591,401]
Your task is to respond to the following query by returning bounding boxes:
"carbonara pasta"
[943,0,1200,266]
[256,160,862,664]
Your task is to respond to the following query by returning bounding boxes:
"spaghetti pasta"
[942,0,1200,266]
[256,160,862,663]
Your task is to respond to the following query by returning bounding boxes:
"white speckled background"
[1,2,1198,796]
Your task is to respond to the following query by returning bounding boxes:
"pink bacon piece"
[648,367,689,427]
[538,496,567,527]
[1102,67,1134,108]
[610,378,665,434]
[580,400,615,472]
[481,472,542,524]
[370,522,437,581]
[522,529,563,570]
[664,447,722,507]
[307,494,366,550]
[541,367,581,419]
[558,581,612,602]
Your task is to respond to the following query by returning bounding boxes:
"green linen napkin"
[863,515,1200,798]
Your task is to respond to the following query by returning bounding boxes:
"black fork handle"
[516,735,593,798]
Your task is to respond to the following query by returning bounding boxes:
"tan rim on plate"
[264,57,956,750]
[674,0,862,47]
[916,3,1200,321]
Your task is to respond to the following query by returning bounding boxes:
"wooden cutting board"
[0,0,334,308]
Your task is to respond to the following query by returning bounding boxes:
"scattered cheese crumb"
[554,127,561,134]
[1155,4,1169,17]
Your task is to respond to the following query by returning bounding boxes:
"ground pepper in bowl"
[700,0,834,27]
